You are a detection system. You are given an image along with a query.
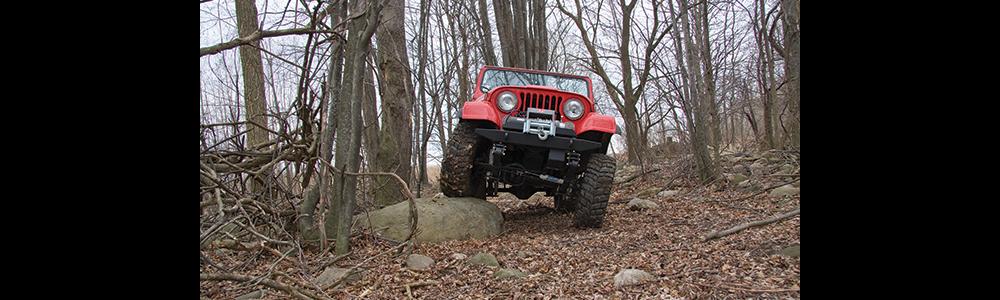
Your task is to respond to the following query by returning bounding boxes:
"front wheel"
[572,154,616,228]
[439,122,487,199]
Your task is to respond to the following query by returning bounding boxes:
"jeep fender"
[576,113,617,135]
[458,100,503,128]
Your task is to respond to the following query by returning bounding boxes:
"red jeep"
[439,66,619,227]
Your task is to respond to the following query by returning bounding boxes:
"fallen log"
[703,207,800,241]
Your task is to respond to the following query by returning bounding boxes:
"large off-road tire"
[439,122,487,199]
[572,154,616,228]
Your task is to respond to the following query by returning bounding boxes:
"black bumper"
[474,128,602,152]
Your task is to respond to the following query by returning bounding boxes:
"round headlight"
[497,91,517,112]
[563,98,584,120]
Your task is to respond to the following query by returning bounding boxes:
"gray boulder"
[406,254,435,271]
[361,197,503,243]
[737,180,759,191]
[777,164,796,175]
[495,268,527,279]
[614,269,655,287]
[723,173,748,184]
[657,189,680,198]
[467,252,500,267]
[627,198,659,210]
[779,245,800,258]
[314,267,361,289]
[769,184,800,197]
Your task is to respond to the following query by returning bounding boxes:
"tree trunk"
[696,0,721,154]
[374,0,415,207]
[328,0,383,255]
[621,105,644,164]
[476,0,499,66]
[756,0,775,150]
[361,54,380,166]
[677,0,716,182]
[235,0,271,194]
[413,0,432,193]
[782,0,800,149]
[297,2,345,242]
[529,0,549,70]
[493,0,516,66]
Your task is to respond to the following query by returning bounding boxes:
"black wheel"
[572,154,616,227]
[439,121,487,199]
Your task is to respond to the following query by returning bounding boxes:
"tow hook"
[537,130,549,140]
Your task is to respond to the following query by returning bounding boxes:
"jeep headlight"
[563,98,584,120]
[497,91,517,112]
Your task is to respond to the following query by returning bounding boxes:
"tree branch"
[703,207,800,241]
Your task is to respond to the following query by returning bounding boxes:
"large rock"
[657,189,680,198]
[314,267,361,289]
[361,197,503,243]
[779,245,801,258]
[777,164,796,175]
[467,252,500,267]
[406,254,435,271]
[614,269,655,287]
[723,173,748,184]
[769,184,800,197]
[495,268,527,280]
[627,198,659,211]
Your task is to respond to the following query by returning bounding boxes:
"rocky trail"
[202,150,800,299]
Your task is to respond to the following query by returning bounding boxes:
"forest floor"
[202,149,800,299]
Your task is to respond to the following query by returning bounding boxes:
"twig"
[703,207,800,241]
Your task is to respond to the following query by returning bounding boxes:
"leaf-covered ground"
[202,152,800,299]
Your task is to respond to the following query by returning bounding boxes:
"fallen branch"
[703,207,800,241]
[616,166,662,185]
[200,272,332,300]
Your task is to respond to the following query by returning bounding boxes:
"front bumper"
[474,128,602,152]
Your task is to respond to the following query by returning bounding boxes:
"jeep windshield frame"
[479,68,591,98]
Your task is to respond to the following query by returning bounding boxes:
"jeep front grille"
[518,92,563,118]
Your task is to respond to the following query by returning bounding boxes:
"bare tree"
[374,0,415,207]
[556,0,673,165]
[494,0,548,69]
[328,0,385,255]
[474,0,499,65]
[782,0,799,148]
[235,0,272,193]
